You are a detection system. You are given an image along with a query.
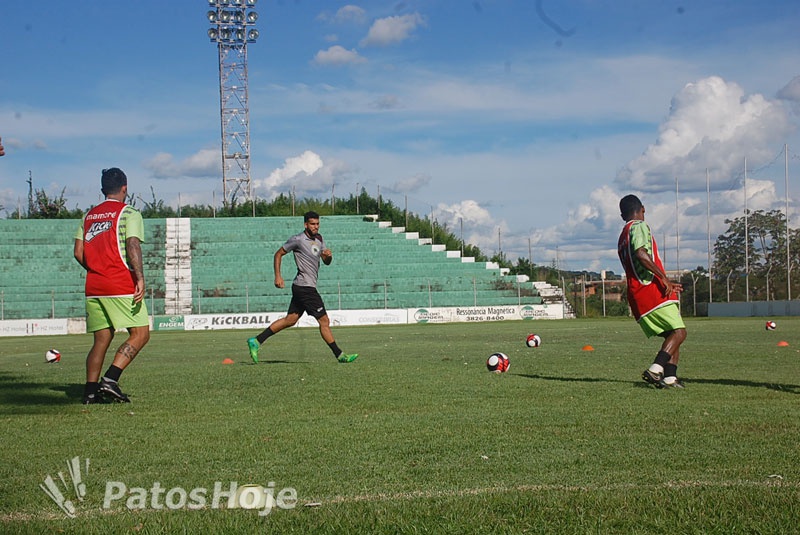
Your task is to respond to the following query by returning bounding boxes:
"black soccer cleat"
[99,378,131,403]
[82,393,110,405]
[641,368,663,387]
[659,378,685,389]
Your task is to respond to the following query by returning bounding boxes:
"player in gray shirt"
[247,211,358,364]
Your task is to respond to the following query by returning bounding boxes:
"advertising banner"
[411,304,563,323]
[153,315,185,331]
[0,319,69,337]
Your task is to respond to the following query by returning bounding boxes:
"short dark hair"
[619,194,643,219]
[101,168,127,196]
[304,211,320,222]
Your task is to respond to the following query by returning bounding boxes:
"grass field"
[1,317,799,534]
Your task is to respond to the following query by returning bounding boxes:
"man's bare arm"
[73,239,88,270]
[274,247,287,288]
[126,236,146,303]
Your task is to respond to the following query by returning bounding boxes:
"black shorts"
[288,285,327,319]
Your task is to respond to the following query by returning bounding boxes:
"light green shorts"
[638,303,685,338]
[86,297,149,333]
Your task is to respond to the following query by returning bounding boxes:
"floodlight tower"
[207,0,259,208]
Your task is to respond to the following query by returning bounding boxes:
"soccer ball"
[765,320,777,331]
[45,349,61,363]
[486,352,510,373]
[526,334,542,348]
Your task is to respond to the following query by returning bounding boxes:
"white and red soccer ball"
[525,334,542,348]
[45,349,61,363]
[486,352,510,373]
[765,320,777,331]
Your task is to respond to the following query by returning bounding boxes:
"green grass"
[1,317,799,533]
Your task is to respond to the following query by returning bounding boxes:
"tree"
[712,209,795,301]
[28,187,83,219]
[680,266,709,316]
[137,186,178,218]
[747,210,783,297]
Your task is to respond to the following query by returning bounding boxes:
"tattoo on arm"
[126,237,145,283]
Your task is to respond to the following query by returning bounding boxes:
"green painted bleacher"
[1,215,540,319]
[0,219,167,320]
[189,215,541,312]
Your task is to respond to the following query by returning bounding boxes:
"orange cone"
[222,358,235,364]
[777,341,789,347]
[582,345,594,351]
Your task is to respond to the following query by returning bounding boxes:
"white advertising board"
[0,318,69,337]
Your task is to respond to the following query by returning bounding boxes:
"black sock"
[104,365,123,383]
[654,350,671,368]
[328,341,342,358]
[84,382,100,396]
[664,363,678,377]
[256,327,275,345]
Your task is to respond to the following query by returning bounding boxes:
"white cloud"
[435,199,496,228]
[431,200,506,255]
[777,75,800,104]
[561,185,623,235]
[313,45,367,66]
[143,149,219,179]
[254,150,353,200]
[370,95,402,110]
[360,13,425,47]
[261,150,323,190]
[392,172,430,193]
[616,76,794,192]
[334,5,367,25]
[0,136,23,150]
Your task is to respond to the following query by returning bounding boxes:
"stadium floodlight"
[207,0,259,209]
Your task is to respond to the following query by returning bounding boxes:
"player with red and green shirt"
[618,194,687,389]
[74,168,150,404]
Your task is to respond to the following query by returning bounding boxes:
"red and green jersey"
[617,219,678,321]
[75,199,145,298]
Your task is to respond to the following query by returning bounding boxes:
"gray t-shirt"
[283,231,325,288]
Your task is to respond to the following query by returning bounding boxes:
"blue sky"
[2,0,799,274]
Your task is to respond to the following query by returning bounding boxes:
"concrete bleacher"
[0,215,543,319]
[0,218,167,320]
[189,215,543,313]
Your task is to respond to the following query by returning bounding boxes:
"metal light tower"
[207,0,259,208]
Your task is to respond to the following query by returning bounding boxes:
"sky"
[2,0,800,275]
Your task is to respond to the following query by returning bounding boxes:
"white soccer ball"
[525,334,542,348]
[765,320,777,331]
[486,352,510,373]
[45,349,61,363]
